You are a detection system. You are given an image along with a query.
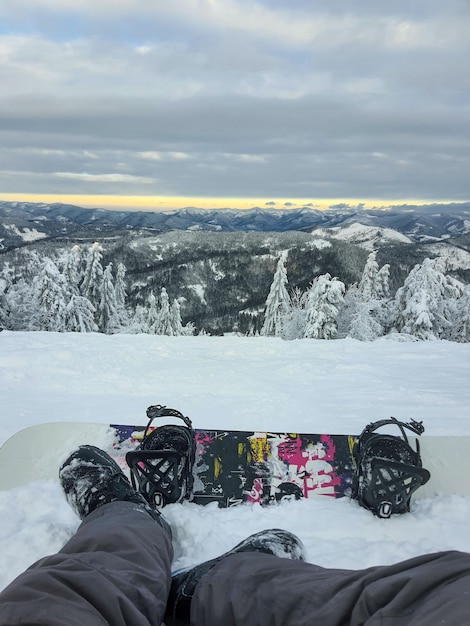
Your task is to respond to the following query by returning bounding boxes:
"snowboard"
[0,422,468,504]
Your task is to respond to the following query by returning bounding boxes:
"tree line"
[261,251,470,342]
[1,243,469,342]
[0,243,195,336]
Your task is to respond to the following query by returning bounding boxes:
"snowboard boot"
[164,528,305,626]
[59,444,171,536]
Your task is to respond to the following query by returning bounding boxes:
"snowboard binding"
[126,405,196,508]
[351,417,431,518]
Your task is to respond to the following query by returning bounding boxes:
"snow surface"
[0,331,470,593]
[314,222,413,250]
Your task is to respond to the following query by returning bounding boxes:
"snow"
[0,331,470,592]
[314,223,413,250]
[3,224,47,242]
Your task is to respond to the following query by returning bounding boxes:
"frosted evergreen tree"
[126,305,148,334]
[304,274,345,339]
[392,258,463,340]
[156,287,174,335]
[145,291,160,334]
[337,284,384,341]
[3,278,32,330]
[348,298,384,341]
[81,243,104,313]
[280,287,308,340]
[114,262,129,327]
[60,246,83,297]
[375,263,391,299]
[0,271,12,329]
[261,256,290,337]
[170,299,184,336]
[115,263,127,308]
[31,258,69,331]
[98,263,119,334]
[338,252,390,340]
[65,295,98,333]
[450,285,470,343]
[358,251,380,301]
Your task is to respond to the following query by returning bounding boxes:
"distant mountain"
[1,200,470,252]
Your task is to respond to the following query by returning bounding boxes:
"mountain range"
[1,200,470,252]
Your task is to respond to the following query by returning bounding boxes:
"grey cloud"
[0,1,469,201]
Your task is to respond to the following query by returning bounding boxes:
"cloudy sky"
[1,0,469,211]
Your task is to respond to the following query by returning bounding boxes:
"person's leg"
[172,547,470,626]
[0,446,173,626]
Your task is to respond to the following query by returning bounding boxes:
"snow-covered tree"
[450,285,470,343]
[3,278,32,330]
[261,257,290,337]
[81,243,104,312]
[170,299,184,335]
[392,258,463,340]
[156,287,174,335]
[144,291,160,334]
[304,274,345,339]
[31,258,69,331]
[65,295,98,332]
[114,262,129,328]
[358,251,380,301]
[60,246,83,297]
[337,252,390,340]
[375,263,391,300]
[98,264,119,334]
[280,287,308,340]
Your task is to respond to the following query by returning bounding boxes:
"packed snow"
[0,331,469,593]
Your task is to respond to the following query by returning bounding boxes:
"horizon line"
[1,193,467,212]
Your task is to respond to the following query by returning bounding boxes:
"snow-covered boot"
[164,529,305,626]
[59,444,171,535]
[126,405,196,507]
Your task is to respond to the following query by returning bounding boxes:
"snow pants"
[192,549,470,625]
[1,501,470,626]
[0,501,173,625]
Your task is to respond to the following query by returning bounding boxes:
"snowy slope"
[1,332,470,592]
[313,222,413,250]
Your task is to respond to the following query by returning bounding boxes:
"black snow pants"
[1,501,470,626]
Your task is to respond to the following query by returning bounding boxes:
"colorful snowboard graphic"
[111,425,356,506]
[1,422,469,502]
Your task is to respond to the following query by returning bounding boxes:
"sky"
[1,0,469,211]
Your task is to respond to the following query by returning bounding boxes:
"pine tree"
[375,263,391,299]
[31,258,69,331]
[304,274,345,339]
[261,257,290,337]
[156,287,174,335]
[114,262,129,328]
[358,251,380,301]
[392,258,463,340]
[60,246,83,297]
[65,295,98,332]
[81,243,104,313]
[280,287,308,340]
[170,299,184,336]
[145,291,160,334]
[451,285,470,343]
[98,264,119,334]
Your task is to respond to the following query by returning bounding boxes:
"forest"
[1,231,468,342]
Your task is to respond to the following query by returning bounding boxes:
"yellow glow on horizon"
[0,193,450,212]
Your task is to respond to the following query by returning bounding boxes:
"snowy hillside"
[1,332,470,593]
[314,222,413,250]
